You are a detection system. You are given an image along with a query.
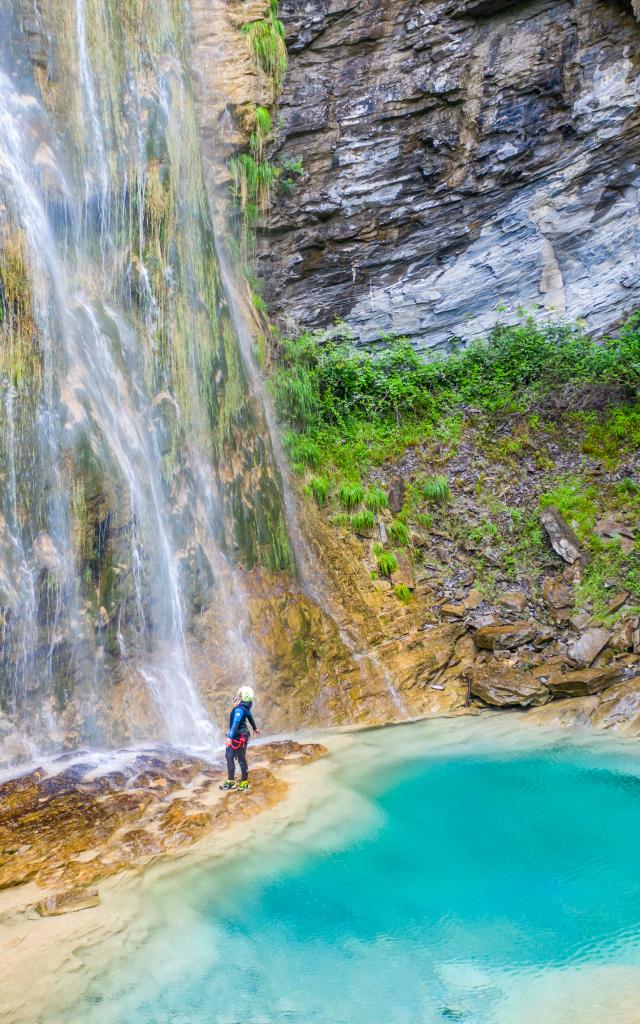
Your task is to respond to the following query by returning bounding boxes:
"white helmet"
[237,686,254,703]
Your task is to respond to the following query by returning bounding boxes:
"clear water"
[60,721,640,1024]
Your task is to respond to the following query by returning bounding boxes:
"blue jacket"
[227,701,257,740]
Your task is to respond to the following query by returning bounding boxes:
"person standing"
[220,686,261,791]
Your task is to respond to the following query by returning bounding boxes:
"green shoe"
[219,780,236,790]
[237,781,250,792]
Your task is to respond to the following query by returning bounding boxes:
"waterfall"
[0,0,291,767]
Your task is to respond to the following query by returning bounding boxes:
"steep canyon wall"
[253,0,640,350]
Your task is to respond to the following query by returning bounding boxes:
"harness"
[229,734,247,750]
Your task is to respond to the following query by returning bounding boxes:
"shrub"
[394,584,412,603]
[376,551,398,577]
[351,509,375,533]
[364,486,388,512]
[331,512,350,529]
[388,520,410,546]
[423,476,451,504]
[338,482,364,510]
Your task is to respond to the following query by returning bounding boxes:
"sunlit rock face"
[256,0,640,350]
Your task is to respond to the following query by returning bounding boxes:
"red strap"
[230,736,247,749]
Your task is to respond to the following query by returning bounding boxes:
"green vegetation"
[388,520,410,546]
[364,486,388,512]
[306,475,329,506]
[376,550,398,577]
[241,0,288,89]
[394,584,413,603]
[338,482,364,510]
[423,476,451,505]
[539,477,599,542]
[271,313,640,479]
[351,509,375,533]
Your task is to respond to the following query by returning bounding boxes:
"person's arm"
[247,711,261,736]
[227,706,244,743]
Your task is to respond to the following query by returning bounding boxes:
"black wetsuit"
[225,700,257,781]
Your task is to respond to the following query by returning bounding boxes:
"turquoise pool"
[60,721,640,1024]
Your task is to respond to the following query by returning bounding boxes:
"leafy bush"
[389,520,410,546]
[423,476,451,505]
[338,482,364,510]
[271,312,640,477]
[376,551,398,577]
[351,509,375,533]
[364,486,388,512]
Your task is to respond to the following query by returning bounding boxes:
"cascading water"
[0,0,291,767]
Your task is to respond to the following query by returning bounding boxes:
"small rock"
[378,522,388,544]
[473,620,539,651]
[607,592,629,615]
[594,519,634,540]
[570,612,592,632]
[497,590,528,613]
[482,547,502,566]
[540,507,583,564]
[441,603,465,618]
[611,617,638,653]
[567,628,611,667]
[36,888,100,916]
[463,588,483,611]
[546,665,624,697]
[542,577,573,610]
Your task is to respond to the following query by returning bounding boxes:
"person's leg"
[226,744,236,780]
[237,744,248,782]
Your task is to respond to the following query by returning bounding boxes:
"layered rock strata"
[253,0,640,350]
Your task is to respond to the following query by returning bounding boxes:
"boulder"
[570,612,592,632]
[388,477,405,514]
[36,888,100,916]
[545,665,624,697]
[31,531,61,572]
[590,680,640,736]
[541,577,573,610]
[497,591,528,613]
[468,665,550,708]
[473,620,539,651]
[567,627,611,667]
[540,507,583,564]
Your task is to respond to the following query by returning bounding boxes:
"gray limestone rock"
[251,0,640,350]
[540,508,583,564]
[567,627,611,667]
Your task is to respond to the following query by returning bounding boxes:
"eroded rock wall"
[255,0,640,350]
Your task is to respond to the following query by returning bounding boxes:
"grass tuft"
[338,482,364,510]
[364,486,388,512]
[389,520,410,546]
[351,509,375,533]
[423,476,451,505]
[376,551,398,577]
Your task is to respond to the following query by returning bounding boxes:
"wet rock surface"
[0,741,325,908]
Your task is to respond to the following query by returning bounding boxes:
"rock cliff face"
[255,0,640,351]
